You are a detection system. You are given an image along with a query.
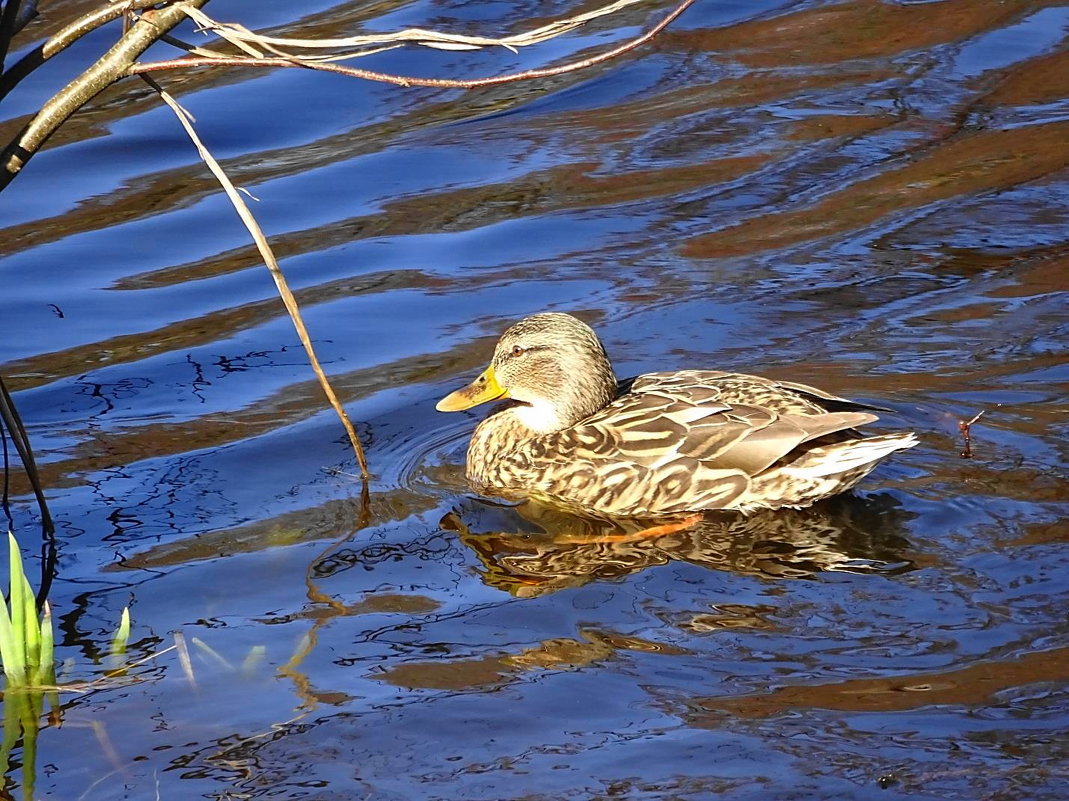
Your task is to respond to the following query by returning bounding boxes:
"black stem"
[0,0,25,72]
[0,375,57,607]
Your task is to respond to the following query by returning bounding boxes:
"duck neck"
[465,353,619,485]
[466,404,535,486]
[509,355,618,434]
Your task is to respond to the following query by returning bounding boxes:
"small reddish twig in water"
[958,410,985,458]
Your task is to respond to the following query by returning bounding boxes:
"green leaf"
[2,533,27,684]
[110,607,131,656]
[33,602,55,687]
[19,571,40,672]
[0,587,25,685]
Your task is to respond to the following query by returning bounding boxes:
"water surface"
[1,0,1067,798]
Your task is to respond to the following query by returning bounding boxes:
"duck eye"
[510,345,526,358]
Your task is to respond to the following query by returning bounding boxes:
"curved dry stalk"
[129,0,697,88]
[279,481,369,709]
[157,28,405,65]
[0,0,208,191]
[144,77,370,478]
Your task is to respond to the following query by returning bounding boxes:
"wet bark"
[0,0,208,191]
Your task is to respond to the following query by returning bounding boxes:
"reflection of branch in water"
[279,481,371,710]
[441,494,915,597]
[378,627,686,691]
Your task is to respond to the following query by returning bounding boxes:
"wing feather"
[516,370,891,515]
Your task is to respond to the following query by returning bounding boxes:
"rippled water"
[1,0,1068,798]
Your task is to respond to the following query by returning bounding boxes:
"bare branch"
[129,0,697,89]
[142,76,370,478]
[0,0,166,101]
[0,0,209,191]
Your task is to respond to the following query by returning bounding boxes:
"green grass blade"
[33,602,54,687]
[8,532,42,674]
[0,589,26,684]
[2,534,27,684]
[7,532,28,670]
[19,571,40,673]
[110,607,130,656]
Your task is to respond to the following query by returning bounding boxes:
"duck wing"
[772,378,893,413]
[530,370,878,515]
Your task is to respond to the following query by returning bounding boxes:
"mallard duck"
[436,313,916,516]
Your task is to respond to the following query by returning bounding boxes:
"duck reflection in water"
[440,493,915,598]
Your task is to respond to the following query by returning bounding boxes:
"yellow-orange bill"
[435,365,509,412]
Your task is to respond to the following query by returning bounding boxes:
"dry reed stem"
[129,0,697,88]
[143,76,370,478]
[180,0,651,55]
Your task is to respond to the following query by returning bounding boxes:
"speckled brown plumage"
[437,313,916,516]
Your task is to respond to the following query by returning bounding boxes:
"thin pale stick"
[144,77,369,477]
[129,0,697,88]
[179,0,650,53]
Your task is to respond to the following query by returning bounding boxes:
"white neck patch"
[511,400,564,435]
